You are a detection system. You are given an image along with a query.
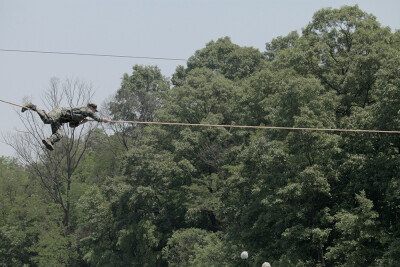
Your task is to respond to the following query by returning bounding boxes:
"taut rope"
[2,99,400,134]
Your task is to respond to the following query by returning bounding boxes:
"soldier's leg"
[22,102,52,124]
[42,121,63,150]
[49,122,64,144]
[35,108,52,124]
[21,102,37,112]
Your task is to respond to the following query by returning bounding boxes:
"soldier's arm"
[88,111,110,123]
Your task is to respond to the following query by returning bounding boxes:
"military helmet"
[87,102,98,112]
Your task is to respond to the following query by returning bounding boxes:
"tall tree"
[186,36,266,81]
[7,77,98,233]
[269,5,394,116]
[104,65,170,151]
[0,157,33,266]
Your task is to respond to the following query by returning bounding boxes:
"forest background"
[1,5,400,266]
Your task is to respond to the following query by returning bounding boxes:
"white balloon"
[262,262,271,267]
[241,251,248,259]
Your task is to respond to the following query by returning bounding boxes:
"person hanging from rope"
[21,102,110,151]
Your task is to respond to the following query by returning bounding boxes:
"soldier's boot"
[42,138,54,151]
[21,102,37,113]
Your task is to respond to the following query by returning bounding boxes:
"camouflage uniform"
[23,102,104,150]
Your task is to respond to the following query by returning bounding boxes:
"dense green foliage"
[1,6,400,266]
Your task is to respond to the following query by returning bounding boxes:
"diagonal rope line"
[0,48,188,61]
[2,99,400,134]
[0,99,29,109]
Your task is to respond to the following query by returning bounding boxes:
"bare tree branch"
[4,77,99,232]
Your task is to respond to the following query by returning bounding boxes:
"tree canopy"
[1,5,400,266]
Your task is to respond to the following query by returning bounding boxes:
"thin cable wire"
[0,48,392,73]
[0,48,188,62]
[2,99,400,134]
